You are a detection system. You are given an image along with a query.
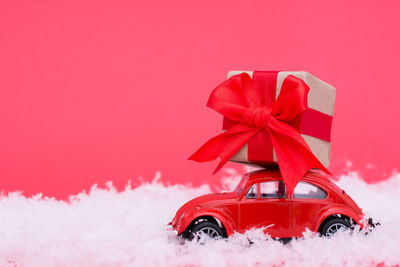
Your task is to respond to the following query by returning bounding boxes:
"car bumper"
[165,222,178,235]
[367,217,380,228]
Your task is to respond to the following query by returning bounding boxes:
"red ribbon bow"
[189,72,329,193]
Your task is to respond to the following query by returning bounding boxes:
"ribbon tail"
[269,120,329,194]
[189,124,260,174]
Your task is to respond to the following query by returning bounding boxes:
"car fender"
[177,207,236,236]
[313,205,364,231]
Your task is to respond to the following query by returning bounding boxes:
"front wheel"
[191,221,224,240]
[320,218,352,237]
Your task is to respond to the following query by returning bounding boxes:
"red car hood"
[171,192,237,227]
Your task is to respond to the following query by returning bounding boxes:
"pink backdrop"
[1,1,399,198]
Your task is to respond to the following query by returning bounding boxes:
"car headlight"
[179,213,185,223]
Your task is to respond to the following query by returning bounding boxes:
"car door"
[290,181,328,237]
[238,181,291,238]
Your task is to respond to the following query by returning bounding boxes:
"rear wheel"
[191,221,223,240]
[320,218,352,237]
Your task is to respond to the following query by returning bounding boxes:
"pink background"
[1,1,399,199]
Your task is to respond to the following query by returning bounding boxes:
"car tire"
[320,218,352,237]
[191,221,224,240]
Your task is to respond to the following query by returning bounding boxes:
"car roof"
[246,167,334,187]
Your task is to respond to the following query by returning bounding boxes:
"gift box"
[224,71,335,168]
[189,70,336,192]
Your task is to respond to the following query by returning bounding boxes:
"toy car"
[168,168,375,240]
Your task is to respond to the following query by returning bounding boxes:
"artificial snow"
[0,170,399,267]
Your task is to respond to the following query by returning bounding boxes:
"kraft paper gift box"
[222,71,336,168]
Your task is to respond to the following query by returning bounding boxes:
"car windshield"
[235,173,250,194]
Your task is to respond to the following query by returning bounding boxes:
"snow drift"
[0,170,399,267]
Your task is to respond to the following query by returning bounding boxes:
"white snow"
[0,170,399,267]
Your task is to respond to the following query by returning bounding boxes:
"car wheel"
[191,221,224,241]
[320,218,352,237]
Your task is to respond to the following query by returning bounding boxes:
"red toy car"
[169,168,373,240]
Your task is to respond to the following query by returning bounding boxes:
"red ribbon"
[189,71,329,193]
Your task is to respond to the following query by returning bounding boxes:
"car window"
[245,184,257,199]
[294,182,327,199]
[260,181,286,199]
[235,173,250,194]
